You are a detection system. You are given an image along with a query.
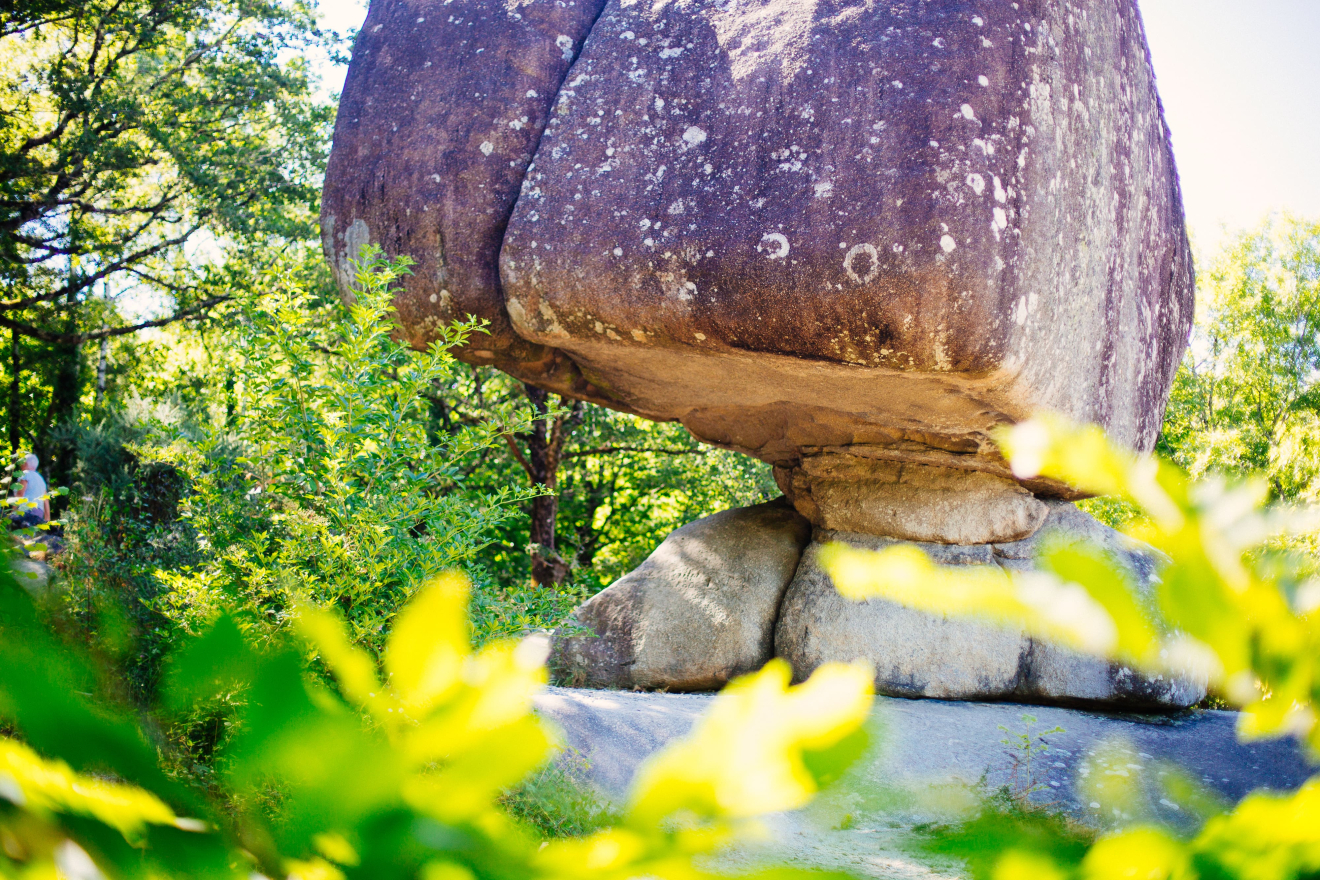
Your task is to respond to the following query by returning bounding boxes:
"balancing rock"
[323,0,1194,527]
[325,0,1199,706]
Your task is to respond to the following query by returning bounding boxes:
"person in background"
[11,453,49,529]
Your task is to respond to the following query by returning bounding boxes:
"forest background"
[4,0,1317,667]
[2,1,1320,878]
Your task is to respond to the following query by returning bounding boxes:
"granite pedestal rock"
[325,0,1197,707]
[552,499,811,690]
[552,498,1207,708]
[776,500,1206,708]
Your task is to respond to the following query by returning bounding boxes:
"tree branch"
[502,433,535,480]
[0,221,203,310]
[0,295,231,345]
[561,446,707,461]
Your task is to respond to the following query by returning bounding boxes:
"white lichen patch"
[682,125,707,147]
[966,173,986,195]
[844,243,880,284]
[479,141,494,156]
[940,234,957,253]
[758,232,790,259]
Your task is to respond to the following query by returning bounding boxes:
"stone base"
[775,512,1205,709]
[534,686,1310,880]
[551,498,1206,710]
[551,498,810,690]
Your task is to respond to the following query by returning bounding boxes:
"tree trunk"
[41,338,82,487]
[9,328,20,453]
[504,385,591,588]
[523,386,570,587]
[94,336,109,412]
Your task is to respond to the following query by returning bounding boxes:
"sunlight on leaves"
[0,739,183,841]
[628,659,873,824]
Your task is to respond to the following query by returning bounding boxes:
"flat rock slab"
[534,687,1314,878]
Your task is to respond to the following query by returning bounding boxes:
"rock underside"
[551,499,1207,709]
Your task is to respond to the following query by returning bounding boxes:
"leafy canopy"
[0,0,333,341]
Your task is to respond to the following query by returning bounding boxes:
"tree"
[1159,215,1320,502]
[0,0,333,475]
[427,372,778,590]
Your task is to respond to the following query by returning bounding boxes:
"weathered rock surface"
[775,501,1207,708]
[785,456,1048,544]
[320,0,621,404]
[552,499,811,689]
[326,0,1200,710]
[534,686,1312,878]
[324,0,1194,492]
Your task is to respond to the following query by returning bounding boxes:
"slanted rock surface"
[775,501,1207,708]
[534,687,1312,879]
[552,498,811,689]
[324,0,1194,497]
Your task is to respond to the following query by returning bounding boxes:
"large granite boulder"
[551,498,1205,709]
[775,501,1207,708]
[552,499,811,689]
[323,0,1194,524]
[325,0,1197,705]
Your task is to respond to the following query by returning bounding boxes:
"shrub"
[0,566,873,879]
[825,414,1320,879]
[150,250,544,651]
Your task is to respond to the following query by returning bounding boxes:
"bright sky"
[312,0,1320,251]
[1140,0,1320,250]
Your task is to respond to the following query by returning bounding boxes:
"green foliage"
[51,417,198,701]
[997,714,1065,802]
[430,369,778,593]
[0,0,336,495]
[0,0,332,304]
[499,753,622,839]
[0,565,873,879]
[543,410,776,588]
[1160,216,1320,503]
[152,250,541,651]
[826,413,1320,880]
